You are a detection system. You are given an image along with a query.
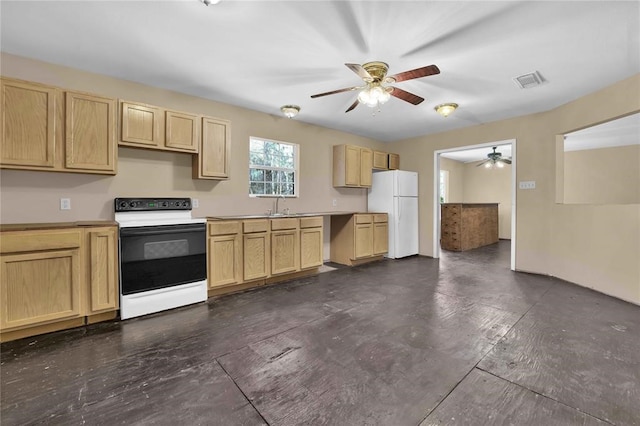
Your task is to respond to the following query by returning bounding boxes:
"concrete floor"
[1,241,639,425]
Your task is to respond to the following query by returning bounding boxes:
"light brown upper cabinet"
[1,79,56,169]
[373,150,389,170]
[165,110,199,152]
[120,101,163,148]
[388,153,400,170]
[119,100,199,154]
[333,144,373,188]
[193,116,231,180]
[65,91,117,173]
[1,78,117,175]
[360,148,373,187]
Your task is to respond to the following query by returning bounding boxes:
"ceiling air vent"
[513,71,544,89]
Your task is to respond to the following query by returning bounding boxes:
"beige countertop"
[0,221,118,232]
[206,211,362,220]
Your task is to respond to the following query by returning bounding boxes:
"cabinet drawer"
[373,214,388,223]
[355,214,372,224]
[209,221,240,236]
[1,229,81,254]
[300,216,323,229]
[271,218,298,231]
[243,219,269,233]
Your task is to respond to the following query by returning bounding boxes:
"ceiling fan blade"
[476,159,491,167]
[389,87,424,105]
[345,99,359,113]
[387,65,440,83]
[345,63,373,81]
[310,86,361,98]
[501,158,512,164]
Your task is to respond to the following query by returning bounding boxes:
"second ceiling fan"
[310,61,440,113]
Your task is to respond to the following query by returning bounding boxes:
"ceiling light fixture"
[434,103,458,118]
[280,105,300,119]
[200,0,221,6]
[357,83,392,109]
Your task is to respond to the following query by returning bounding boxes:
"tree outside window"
[249,137,298,196]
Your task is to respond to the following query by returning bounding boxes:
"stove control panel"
[115,197,192,212]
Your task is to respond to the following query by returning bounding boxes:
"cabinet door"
[388,153,400,170]
[360,148,373,187]
[345,145,361,186]
[373,150,389,170]
[120,101,164,148]
[243,232,269,281]
[86,227,118,313]
[209,233,242,288]
[271,230,299,275]
[1,79,57,168]
[300,227,323,269]
[65,91,116,173]
[194,117,230,179]
[354,223,373,259]
[165,110,199,153]
[1,249,82,330]
[373,222,389,255]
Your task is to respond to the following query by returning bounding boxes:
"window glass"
[249,137,299,197]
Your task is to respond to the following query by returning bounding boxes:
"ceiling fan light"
[280,105,300,119]
[497,161,505,168]
[435,103,458,117]
[484,162,492,169]
[379,89,391,104]
[357,89,371,105]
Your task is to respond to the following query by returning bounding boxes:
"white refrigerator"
[367,170,419,259]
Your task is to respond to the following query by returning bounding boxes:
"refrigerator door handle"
[398,198,401,219]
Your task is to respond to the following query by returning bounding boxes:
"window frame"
[248,136,300,198]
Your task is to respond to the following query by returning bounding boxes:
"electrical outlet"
[192,198,199,208]
[332,199,337,207]
[60,198,71,210]
[519,181,536,190]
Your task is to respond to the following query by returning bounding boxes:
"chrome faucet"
[274,194,285,215]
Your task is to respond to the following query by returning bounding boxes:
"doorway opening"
[433,140,516,270]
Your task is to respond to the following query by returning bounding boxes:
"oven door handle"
[120,224,205,237]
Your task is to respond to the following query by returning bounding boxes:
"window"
[249,137,299,196]
[439,170,449,203]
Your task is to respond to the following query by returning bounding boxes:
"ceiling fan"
[310,61,440,113]
[477,147,512,168]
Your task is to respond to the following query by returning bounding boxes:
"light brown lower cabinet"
[300,217,323,269]
[0,225,119,342]
[330,213,388,266]
[85,227,119,315]
[373,215,389,256]
[206,216,323,295]
[243,220,270,281]
[207,221,243,289]
[271,218,299,276]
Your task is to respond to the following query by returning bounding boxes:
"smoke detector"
[513,71,545,89]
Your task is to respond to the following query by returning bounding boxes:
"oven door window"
[119,223,206,295]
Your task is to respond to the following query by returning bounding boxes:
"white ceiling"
[1,1,638,143]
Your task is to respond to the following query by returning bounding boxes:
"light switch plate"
[332,199,337,207]
[519,181,536,190]
[60,198,71,210]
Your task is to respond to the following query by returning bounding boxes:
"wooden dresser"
[440,203,499,251]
